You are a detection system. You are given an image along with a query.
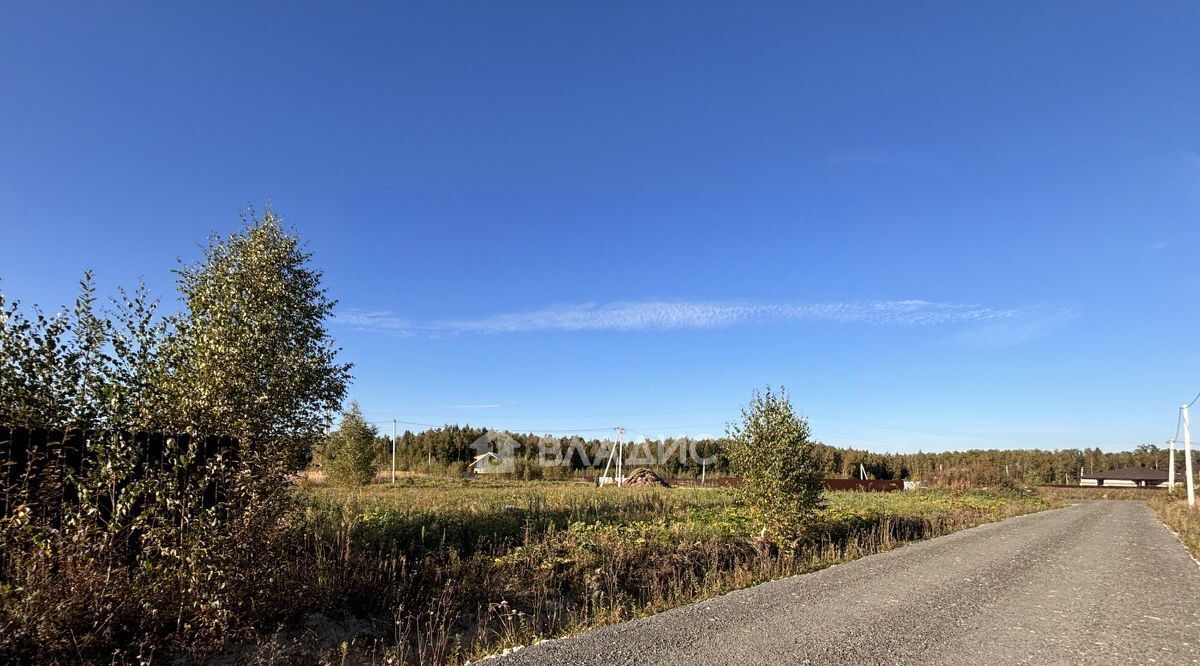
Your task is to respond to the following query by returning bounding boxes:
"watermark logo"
[471,430,715,473]
[469,429,521,473]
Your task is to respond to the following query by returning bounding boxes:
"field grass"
[288,478,1048,663]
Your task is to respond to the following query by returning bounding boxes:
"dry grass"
[1,473,1049,664]
[290,478,1048,663]
[1148,495,1200,558]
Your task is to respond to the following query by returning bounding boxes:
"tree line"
[347,419,1172,485]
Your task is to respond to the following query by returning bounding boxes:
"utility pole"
[391,419,397,484]
[616,427,625,487]
[1169,438,1177,491]
[1184,404,1195,508]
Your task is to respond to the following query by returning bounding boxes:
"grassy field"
[289,478,1049,663]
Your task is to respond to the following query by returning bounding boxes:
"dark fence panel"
[1040,484,1166,491]
[666,477,903,492]
[0,426,237,523]
[822,478,903,492]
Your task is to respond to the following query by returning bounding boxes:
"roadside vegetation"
[1149,494,1200,558]
[0,209,351,662]
[278,389,1049,663]
[289,478,1047,663]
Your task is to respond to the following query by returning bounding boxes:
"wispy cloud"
[951,308,1078,348]
[336,299,1069,340]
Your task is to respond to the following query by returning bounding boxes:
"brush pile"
[623,468,671,488]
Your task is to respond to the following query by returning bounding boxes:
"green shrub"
[326,403,381,486]
[725,387,824,544]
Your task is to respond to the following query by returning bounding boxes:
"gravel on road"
[495,501,1200,665]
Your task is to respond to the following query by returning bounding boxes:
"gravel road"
[496,501,1200,665]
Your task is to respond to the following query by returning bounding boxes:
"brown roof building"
[1079,466,1173,488]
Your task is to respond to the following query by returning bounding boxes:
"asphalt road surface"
[496,501,1200,665]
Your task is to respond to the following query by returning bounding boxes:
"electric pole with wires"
[1169,438,1177,491]
[1184,403,1195,508]
[616,427,624,486]
[598,426,626,486]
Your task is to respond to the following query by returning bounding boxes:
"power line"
[361,407,734,420]
[805,414,998,439]
[367,419,439,429]
[365,418,620,435]
[1187,391,1200,409]
[354,417,1145,454]
[353,406,1156,450]
[365,406,1113,446]
[361,406,1006,440]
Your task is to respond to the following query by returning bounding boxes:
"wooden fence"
[0,426,237,523]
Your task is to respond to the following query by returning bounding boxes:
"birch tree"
[726,387,824,543]
[164,208,351,475]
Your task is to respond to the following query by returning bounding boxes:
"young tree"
[725,387,824,543]
[0,209,357,653]
[325,402,380,486]
[105,282,171,431]
[163,208,351,475]
[0,272,120,430]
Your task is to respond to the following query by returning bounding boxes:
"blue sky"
[2,2,1199,451]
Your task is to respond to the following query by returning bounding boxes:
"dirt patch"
[204,613,384,665]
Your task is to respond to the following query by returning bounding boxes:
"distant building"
[471,451,500,474]
[1079,466,1172,488]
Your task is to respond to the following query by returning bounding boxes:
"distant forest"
[369,424,1173,485]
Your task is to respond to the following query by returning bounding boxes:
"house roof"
[471,452,499,463]
[1080,466,1171,481]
